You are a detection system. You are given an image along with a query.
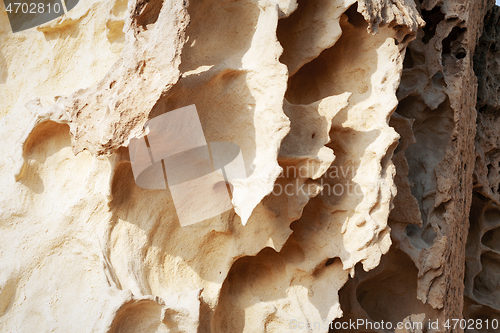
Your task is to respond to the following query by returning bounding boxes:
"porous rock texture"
[0,0,498,332]
[464,4,500,331]
[334,0,490,331]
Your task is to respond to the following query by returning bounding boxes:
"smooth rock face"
[0,0,497,332]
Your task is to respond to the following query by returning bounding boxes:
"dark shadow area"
[421,6,445,44]
[132,0,163,30]
[474,5,500,115]
[331,249,440,332]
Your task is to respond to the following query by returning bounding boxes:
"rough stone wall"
[464,4,500,331]
[334,0,490,331]
[0,0,496,333]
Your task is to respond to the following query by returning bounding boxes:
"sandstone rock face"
[464,4,500,329]
[0,0,497,332]
[335,0,489,331]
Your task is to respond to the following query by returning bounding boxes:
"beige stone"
[0,0,497,332]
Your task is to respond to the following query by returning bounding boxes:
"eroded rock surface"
[464,4,500,331]
[0,0,497,332]
[333,0,488,331]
